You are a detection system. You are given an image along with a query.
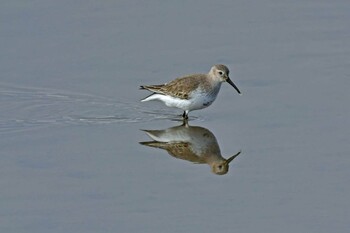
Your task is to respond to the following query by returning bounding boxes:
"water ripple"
[0,84,199,133]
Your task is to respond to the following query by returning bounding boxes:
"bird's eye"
[218,71,223,75]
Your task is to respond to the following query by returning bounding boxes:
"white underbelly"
[142,85,221,111]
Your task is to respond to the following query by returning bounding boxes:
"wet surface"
[1,1,350,233]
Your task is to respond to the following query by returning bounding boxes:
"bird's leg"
[181,115,189,126]
[182,111,188,120]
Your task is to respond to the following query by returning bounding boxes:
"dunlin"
[140,64,241,119]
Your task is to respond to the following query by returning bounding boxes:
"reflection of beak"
[226,77,241,94]
[225,150,242,165]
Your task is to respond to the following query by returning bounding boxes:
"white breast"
[187,85,221,111]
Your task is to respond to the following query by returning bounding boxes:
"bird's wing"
[140,74,203,100]
[140,84,165,93]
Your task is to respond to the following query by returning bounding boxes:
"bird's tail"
[140,93,159,102]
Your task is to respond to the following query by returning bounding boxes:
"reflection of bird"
[139,122,241,175]
[140,64,241,119]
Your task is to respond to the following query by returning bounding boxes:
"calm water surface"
[1,1,349,233]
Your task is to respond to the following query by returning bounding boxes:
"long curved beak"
[226,77,241,94]
[225,150,242,165]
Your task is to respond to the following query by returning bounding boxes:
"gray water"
[1,1,350,232]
